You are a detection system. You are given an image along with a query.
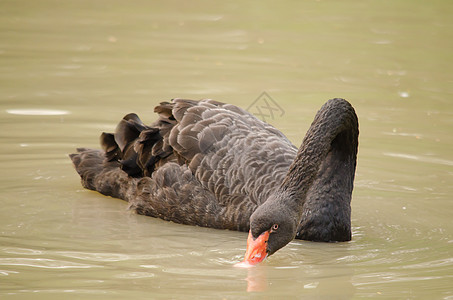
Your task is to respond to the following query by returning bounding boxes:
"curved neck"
[278,98,359,216]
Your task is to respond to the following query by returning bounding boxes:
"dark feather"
[70,98,359,244]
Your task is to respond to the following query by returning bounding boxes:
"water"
[1,0,452,298]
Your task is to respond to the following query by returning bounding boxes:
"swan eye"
[271,224,279,231]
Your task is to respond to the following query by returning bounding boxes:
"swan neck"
[279,98,358,211]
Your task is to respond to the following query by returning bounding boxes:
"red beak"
[237,230,270,266]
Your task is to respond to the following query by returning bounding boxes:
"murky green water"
[1,0,452,298]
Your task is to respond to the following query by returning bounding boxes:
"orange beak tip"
[236,230,270,267]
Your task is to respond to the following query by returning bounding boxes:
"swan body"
[70,98,358,263]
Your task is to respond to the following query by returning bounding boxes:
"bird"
[69,97,359,265]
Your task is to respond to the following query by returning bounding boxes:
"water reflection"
[6,109,70,116]
[244,266,268,292]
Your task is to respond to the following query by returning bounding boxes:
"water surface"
[1,0,452,299]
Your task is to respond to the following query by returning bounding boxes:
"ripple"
[397,258,453,270]
[354,272,443,286]
[162,267,238,278]
[274,266,300,269]
[6,109,70,116]
[304,282,320,289]
[58,251,131,262]
[3,247,44,255]
[14,289,112,295]
[384,152,453,167]
[0,258,101,269]
[140,264,159,269]
[0,269,19,276]
[115,272,155,279]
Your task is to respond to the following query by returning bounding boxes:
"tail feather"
[96,106,178,178]
[69,148,133,200]
[100,132,120,162]
[69,148,107,190]
[69,101,181,199]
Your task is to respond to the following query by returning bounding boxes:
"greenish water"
[1,0,452,298]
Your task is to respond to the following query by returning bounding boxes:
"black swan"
[70,98,358,265]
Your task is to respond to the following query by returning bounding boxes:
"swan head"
[237,194,298,266]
